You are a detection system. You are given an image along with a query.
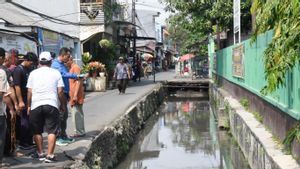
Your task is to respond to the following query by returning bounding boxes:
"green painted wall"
[209,31,300,120]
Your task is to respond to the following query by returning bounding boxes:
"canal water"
[117,91,249,169]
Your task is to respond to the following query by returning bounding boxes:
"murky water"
[117,95,249,169]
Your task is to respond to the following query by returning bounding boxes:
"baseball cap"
[39,51,52,61]
[119,56,124,60]
[17,54,26,60]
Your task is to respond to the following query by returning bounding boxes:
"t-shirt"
[0,65,13,86]
[115,63,128,80]
[13,65,29,102]
[69,63,84,106]
[27,67,64,110]
[0,69,8,116]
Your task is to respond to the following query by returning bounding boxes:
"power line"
[8,1,115,26]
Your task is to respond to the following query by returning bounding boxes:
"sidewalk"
[4,70,178,169]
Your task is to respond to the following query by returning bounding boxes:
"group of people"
[0,47,86,166]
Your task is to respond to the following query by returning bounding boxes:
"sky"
[118,0,171,25]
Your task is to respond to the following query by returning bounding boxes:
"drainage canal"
[117,82,249,169]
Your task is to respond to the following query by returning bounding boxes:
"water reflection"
[117,100,249,169]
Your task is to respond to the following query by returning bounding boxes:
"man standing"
[65,57,85,137]
[114,57,131,94]
[0,48,16,167]
[1,52,20,156]
[27,51,65,163]
[12,52,36,150]
[51,47,80,145]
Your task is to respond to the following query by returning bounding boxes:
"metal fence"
[209,30,300,120]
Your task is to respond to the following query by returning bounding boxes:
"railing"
[80,2,104,24]
[80,2,103,13]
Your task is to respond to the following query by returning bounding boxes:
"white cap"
[39,51,52,61]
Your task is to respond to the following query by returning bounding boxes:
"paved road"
[4,70,185,168]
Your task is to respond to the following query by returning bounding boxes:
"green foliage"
[162,0,252,56]
[239,98,250,110]
[224,100,230,114]
[253,111,263,123]
[97,39,119,63]
[251,0,300,94]
[81,52,92,74]
[283,122,300,152]
[99,39,112,48]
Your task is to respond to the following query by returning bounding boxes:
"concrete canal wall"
[210,82,300,169]
[71,84,165,169]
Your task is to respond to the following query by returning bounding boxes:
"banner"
[232,44,244,78]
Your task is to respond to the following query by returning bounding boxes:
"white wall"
[12,0,80,38]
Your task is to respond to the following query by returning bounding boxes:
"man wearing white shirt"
[27,52,65,163]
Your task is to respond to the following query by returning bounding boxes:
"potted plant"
[86,61,106,92]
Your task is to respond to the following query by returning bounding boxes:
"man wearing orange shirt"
[66,57,85,137]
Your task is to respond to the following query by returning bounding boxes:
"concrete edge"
[212,85,300,169]
[69,84,165,169]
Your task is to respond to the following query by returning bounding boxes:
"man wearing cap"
[51,47,81,145]
[27,51,65,163]
[12,52,36,150]
[114,57,131,94]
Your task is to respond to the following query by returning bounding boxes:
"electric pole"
[132,0,136,64]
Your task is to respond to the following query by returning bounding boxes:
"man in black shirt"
[13,52,37,149]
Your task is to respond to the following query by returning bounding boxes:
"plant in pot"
[81,52,92,74]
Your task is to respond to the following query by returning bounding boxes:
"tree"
[251,0,300,94]
[161,0,252,56]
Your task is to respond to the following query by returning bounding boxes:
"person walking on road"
[65,57,85,137]
[27,52,65,163]
[12,52,36,150]
[114,57,131,94]
[51,47,81,145]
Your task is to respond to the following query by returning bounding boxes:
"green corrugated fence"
[209,30,300,120]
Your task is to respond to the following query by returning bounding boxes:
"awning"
[80,25,104,41]
[179,53,195,62]
[142,53,154,60]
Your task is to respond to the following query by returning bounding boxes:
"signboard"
[213,52,217,71]
[0,33,37,54]
[233,0,240,33]
[233,0,241,44]
[155,24,162,43]
[232,44,244,78]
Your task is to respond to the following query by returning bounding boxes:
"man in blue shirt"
[51,47,80,145]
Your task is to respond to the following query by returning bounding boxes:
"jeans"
[0,115,7,161]
[59,93,69,138]
[70,104,85,135]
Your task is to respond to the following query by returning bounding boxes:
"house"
[0,0,81,64]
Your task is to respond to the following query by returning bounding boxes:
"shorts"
[29,105,60,135]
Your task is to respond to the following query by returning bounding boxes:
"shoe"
[62,136,75,143]
[30,152,46,161]
[55,138,68,146]
[44,155,56,163]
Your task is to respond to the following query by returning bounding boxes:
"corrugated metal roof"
[0,2,79,38]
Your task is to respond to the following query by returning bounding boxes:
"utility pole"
[132,0,136,65]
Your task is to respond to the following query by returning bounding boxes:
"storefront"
[38,28,81,65]
[0,32,37,54]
